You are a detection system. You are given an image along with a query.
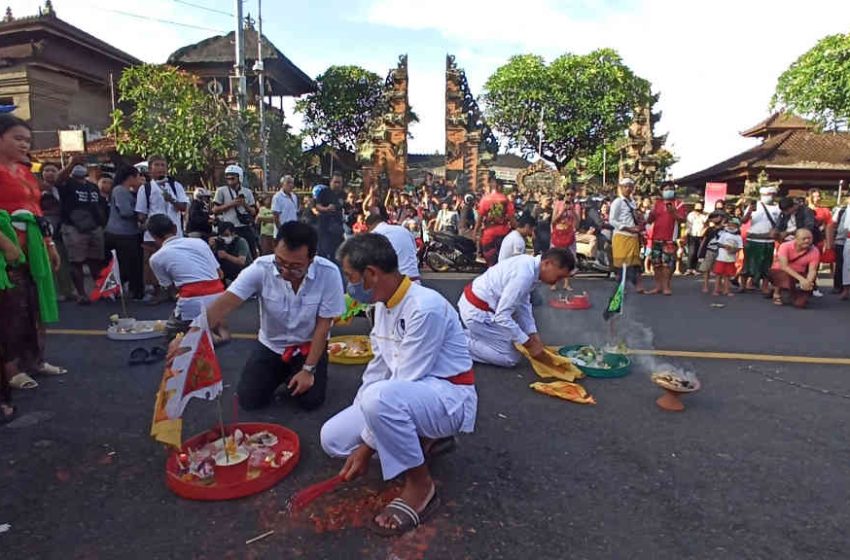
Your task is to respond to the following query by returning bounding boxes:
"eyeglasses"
[274,259,309,276]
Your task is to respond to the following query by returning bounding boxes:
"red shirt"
[772,241,820,274]
[478,191,514,244]
[0,163,42,216]
[648,200,685,241]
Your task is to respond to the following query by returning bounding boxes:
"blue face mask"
[347,281,374,304]
[662,190,675,201]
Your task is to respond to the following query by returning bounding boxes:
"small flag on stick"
[603,264,627,321]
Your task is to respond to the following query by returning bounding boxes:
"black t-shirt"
[316,187,345,233]
[59,179,104,230]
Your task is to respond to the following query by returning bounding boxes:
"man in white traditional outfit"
[742,185,781,293]
[320,234,477,536]
[459,249,575,367]
[498,214,536,263]
[146,214,229,343]
[365,213,421,281]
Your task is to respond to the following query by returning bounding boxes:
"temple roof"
[676,129,850,187]
[168,27,314,97]
[740,111,811,139]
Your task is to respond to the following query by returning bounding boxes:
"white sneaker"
[813,289,824,298]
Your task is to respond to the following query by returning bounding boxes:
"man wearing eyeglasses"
[204,221,346,411]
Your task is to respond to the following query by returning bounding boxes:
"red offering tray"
[165,422,300,501]
[549,293,591,310]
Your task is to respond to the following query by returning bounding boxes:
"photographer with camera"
[213,165,258,258]
[210,221,251,283]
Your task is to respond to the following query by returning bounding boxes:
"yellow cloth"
[530,381,596,405]
[515,344,584,382]
[612,233,641,267]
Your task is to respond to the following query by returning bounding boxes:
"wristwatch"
[302,363,317,374]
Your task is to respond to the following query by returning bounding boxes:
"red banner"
[705,182,728,211]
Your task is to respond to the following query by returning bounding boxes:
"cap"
[70,165,87,178]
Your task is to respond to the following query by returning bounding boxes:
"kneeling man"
[321,234,477,536]
[459,249,575,367]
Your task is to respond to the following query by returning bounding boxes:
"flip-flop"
[35,362,67,376]
[145,346,167,364]
[9,373,38,390]
[369,490,441,537]
[129,347,150,366]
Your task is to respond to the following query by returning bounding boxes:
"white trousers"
[320,379,469,480]
[175,293,222,321]
[458,297,521,367]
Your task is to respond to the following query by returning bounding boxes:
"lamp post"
[255,0,269,191]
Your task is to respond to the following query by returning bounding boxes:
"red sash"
[463,283,492,312]
[282,342,311,363]
[444,369,475,385]
[178,279,225,298]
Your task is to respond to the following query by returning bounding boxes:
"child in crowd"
[699,211,726,293]
[713,218,743,296]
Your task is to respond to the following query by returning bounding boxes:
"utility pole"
[256,0,268,191]
[233,0,248,168]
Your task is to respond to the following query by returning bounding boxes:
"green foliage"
[483,49,651,170]
[295,65,385,152]
[772,32,850,130]
[266,118,309,179]
[109,64,244,176]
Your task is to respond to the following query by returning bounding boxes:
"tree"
[772,32,850,131]
[295,65,386,152]
[483,49,651,170]
[109,64,245,177]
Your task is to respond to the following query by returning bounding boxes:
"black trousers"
[105,232,144,299]
[835,243,845,291]
[237,341,328,411]
[686,235,703,271]
[235,225,258,259]
[317,230,343,263]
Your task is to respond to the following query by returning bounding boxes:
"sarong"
[612,233,641,268]
[743,241,774,282]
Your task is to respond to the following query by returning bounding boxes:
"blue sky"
[10,0,850,176]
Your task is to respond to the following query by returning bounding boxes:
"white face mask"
[221,236,233,244]
[760,195,774,204]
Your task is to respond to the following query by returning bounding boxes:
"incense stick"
[216,394,230,463]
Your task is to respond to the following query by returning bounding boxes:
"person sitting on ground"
[769,228,820,308]
[712,218,743,297]
[321,233,477,536]
[147,214,229,343]
[209,221,251,283]
[459,248,575,367]
[498,214,535,263]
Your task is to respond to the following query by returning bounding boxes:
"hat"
[224,164,244,182]
[618,177,635,187]
[70,165,87,178]
[759,186,778,195]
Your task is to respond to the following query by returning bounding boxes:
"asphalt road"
[3,275,850,559]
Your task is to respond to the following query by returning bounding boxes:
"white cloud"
[364,0,850,177]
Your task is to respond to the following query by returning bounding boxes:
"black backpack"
[143,177,179,212]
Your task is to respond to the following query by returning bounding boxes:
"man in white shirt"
[271,175,299,230]
[742,186,780,293]
[685,202,707,275]
[833,198,849,294]
[498,214,536,263]
[135,155,189,304]
[205,221,345,411]
[609,178,643,291]
[365,213,421,281]
[321,234,476,536]
[213,164,259,258]
[458,249,575,367]
[146,214,229,342]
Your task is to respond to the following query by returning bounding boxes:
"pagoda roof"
[168,27,314,97]
[676,129,850,187]
[740,111,811,138]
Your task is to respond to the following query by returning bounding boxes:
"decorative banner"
[705,182,728,211]
[90,250,122,301]
[151,308,223,448]
[603,264,627,321]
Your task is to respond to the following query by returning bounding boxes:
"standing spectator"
[97,175,113,233]
[39,162,73,300]
[256,194,276,256]
[499,214,536,263]
[474,176,515,267]
[300,194,318,228]
[741,187,780,293]
[210,221,251,283]
[58,163,106,305]
[460,193,476,234]
[776,197,816,243]
[832,198,849,294]
[105,166,145,300]
[610,178,644,292]
[698,211,725,293]
[186,187,213,238]
[646,183,686,295]
[213,164,258,258]
[532,195,553,255]
[550,189,578,291]
[135,155,189,304]
[0,115,65,414]
[271,175,299,229]
[433,200,459,234]
[769,229,820,308]
[685,202,707,275]
[315,171,346,263]
[712,218,743,297]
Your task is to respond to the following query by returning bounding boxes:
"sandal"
[369,489,441,537]
[35,362,67,376]
[145,346,167,364]
[8,373,38,390]
[773,296,783,306]
[129,347,150,366]
[0,402,17,425]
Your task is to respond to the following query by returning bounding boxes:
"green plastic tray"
[557,345,631,378]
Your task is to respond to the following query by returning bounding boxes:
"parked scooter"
[421,231,486,273]
[575,232,613,276]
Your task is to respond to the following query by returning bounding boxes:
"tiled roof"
[740,111,811,138]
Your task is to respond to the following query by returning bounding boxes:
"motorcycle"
[575,231,613,276]
[421,231,486,273]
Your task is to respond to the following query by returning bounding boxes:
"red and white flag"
[90,249,122,301]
